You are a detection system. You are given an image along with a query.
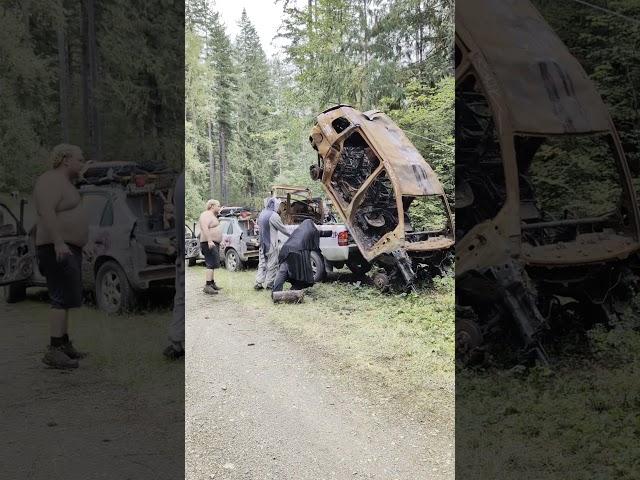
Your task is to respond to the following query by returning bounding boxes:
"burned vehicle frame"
[0,200,32,289]
[270,185,332,225]
[308,105,455,289]
[455,0,640,365]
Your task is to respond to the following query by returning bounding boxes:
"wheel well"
[94,256,122,277]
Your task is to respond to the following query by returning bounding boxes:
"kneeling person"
[272,219,331,296]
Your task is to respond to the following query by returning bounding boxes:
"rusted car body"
[0,201,32,288]
[270,185,330,225]
[455,0,640,363]
[309,105,454,287]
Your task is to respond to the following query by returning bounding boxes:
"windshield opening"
[404,195,450,242]
[516,134,628,246]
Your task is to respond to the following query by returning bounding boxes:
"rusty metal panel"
[457,0,611,134]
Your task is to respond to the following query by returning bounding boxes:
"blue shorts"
[37,244,83,309]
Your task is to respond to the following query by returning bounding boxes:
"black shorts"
[200,242,220,269]
[37,244,83,309]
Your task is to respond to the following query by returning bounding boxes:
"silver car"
[218,215,260,271]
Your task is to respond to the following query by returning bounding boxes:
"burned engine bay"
[309,105,454,289]
[455,0,640,367]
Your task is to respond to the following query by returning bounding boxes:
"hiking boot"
[163,344,185,360]
[42,346,79,370]
[61,341,88,360]
[253,283,264,291]
[203,285,218,295]
[212,283,223,291]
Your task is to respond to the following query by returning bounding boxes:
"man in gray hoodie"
[254,197,290,290]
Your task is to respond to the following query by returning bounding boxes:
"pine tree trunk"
[57,16,71,142]
[82,0,101,159]
[218,125,227,204]
[207,120,216,197]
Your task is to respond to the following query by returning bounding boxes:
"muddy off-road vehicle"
[308,105,455,290]
[218,208,261,271]
[455,0,640,364]
[5,163,178,314]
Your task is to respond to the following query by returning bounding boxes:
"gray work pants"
[255,246,280,288]
[169,254,185,347]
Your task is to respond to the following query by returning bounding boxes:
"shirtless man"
[198,199,223,294]
[34,144,88,369]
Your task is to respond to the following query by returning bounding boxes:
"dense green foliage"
[534,0,640,170]
[0,1,184,193]
[185,0,454,223]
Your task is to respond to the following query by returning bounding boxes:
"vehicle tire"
[95,261,136,314]
[4,282,27,303]
[346,257,372,276]
[456,318,484,366]
[373,272,390,291]
[225,249,244,272]
[310,251,326,283]
[188,257,197,267]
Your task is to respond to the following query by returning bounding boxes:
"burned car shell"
[455,0,640,363]
[456,0,640,273]
[0,201,32,287]
[309,106,454,284]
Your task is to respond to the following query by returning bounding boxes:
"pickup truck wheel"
[4,282,27,303]
[225,249,244,272]
[310,251,326,283]
[96,261,135,314]
[188,257,197,267]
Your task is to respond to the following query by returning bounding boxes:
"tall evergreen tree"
[229,10,274,201]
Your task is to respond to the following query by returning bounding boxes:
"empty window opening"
[352,169,398,250]
[330,131,381,205]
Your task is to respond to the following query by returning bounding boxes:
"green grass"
[200,265,454,416]
[74,307,181,389]
[456,303,640,479]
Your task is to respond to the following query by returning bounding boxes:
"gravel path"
[0,296,183,480]
[186,269,454,480]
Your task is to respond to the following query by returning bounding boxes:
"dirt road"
[0,291,184,480]
[186,270,454,479]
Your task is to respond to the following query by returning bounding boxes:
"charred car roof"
[457,0,611,134]
[311,106,444,197]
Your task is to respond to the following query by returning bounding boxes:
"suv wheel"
[310,251,326,283]
[225,249,244,272]
[96,261,135,314]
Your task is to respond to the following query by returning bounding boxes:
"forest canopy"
[185,0,455,223]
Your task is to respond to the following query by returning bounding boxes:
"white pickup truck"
[277,223,371,283]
